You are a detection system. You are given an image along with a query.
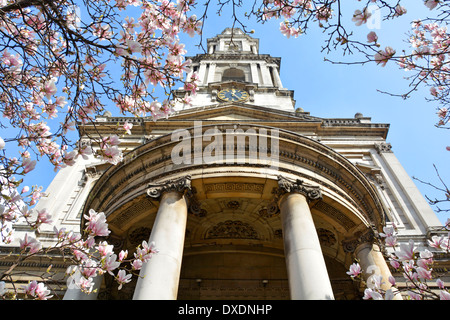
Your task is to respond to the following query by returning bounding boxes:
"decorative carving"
[128,227,152,246]
[226,200,240,210]
[374,142,393,154]
[317,228,337,247]
[147,176,193,199]
[206,220,259,240]
[268,176,322,215]
[204,183,264,194]
[146,176,206,217]
[274,176,322,201]
[109,197,155,229]
[342,229,375,253]
[312,201,356,231]
[274,229,283,239]
[187,187,207,218]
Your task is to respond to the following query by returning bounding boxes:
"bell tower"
[175,28,296,111]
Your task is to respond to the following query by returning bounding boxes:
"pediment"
[169,103,320,123]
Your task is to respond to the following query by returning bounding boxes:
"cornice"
[188,53,281,65]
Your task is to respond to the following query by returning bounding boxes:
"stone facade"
[1,28,446,300]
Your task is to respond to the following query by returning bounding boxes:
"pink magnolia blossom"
[440,290,450,300]
[436,278,445,289]
[36,208,53,226]
[42,79,58,100]
[118,249,128,262]
[116,269,132,290]
[437,107,448,119]
[102,253,120,275]
[80,259,98,279]
[396,239,416,261]
[97,241,114,257]
[102,145,123,165]
[83,209,110,237]
[367,31,378,43]
[416,266,433,280]
[23,281,53,300]
[19,233,41,254]
[126,39,142,54]
[425,0,439,10]
[374,47,396,67]
[352,9,372,26]
[131,259,143,270]
[408,290,423,300]
[22,158,36,173]
[363,288,383,300]
[77,276,95,294]
[123,121,133,135]
[346,263,362,278]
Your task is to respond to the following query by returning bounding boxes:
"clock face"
[217,89,249,102]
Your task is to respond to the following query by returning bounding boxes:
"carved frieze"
[206,220,259,240]
[204,182,264,194]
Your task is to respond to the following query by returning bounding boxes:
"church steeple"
[206,28,259,55]
[175,28,295,111]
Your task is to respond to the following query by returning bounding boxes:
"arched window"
[222,68,245,82]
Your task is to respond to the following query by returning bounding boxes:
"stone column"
[250,63,259,85]
[273,176,334,300]
[355,241,401,299]
[198,62,207,85]
[207,63,216,84]
[132,177,192,300]
[270,65,283,89]
[259,62,273,87]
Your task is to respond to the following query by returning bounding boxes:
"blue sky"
[19,1,449,225]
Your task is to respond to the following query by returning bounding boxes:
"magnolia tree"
[346,219,450,300]
[0,0,449,299]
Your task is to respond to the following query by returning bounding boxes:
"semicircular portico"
[83,123,385,237]
[81,123,386,300]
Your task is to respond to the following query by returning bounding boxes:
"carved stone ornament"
[206,220,259,240]
[146,176,192,199]
[374,142,393,154]
[267,176,323,215]
[275,175,322,201]
[341,228,375,253]
[146,176,205,217]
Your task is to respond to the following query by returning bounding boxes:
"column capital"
[275,175,322,202]
[342,228,375,253]
[147,176,192,200]
[267,176,322,216]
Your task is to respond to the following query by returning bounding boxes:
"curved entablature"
[81,124,385,237]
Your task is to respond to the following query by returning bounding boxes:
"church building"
[3,28,446,300]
